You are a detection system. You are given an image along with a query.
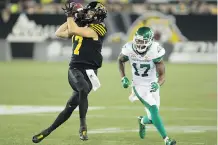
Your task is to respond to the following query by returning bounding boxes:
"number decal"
[72,35,83,55]
[132,63,140,76]
[140,64,150,77]
[132,63,150,77]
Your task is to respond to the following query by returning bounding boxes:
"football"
[73,3,83,11]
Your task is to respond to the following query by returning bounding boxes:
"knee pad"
[66,100,78,111]
[79,88,90,99]
[63,104,74,114]
[74,78,91,96]
[77,83,91,98]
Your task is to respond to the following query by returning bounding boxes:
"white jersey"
[121,41,165,87]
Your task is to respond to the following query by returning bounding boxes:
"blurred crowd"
[0,0,217,14]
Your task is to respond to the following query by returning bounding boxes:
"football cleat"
[165,138,176,145]
[79,127,88,141]
[138,116,146,139]
[32,129,50,143]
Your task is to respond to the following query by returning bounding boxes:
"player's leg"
[68,68,92,141]
[47,91,79,133]
[133,86,176,145]
[143,108,153,124]
[140,90,160,126]
[32,91,79,143]
[134,85,167,138]
[78,81,91,141]
[152,91,176,144]
[134,86,154,139]
[148,105,176,145]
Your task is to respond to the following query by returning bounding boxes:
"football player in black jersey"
[32,1,107,143]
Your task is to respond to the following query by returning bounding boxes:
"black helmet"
[83,1,107,24]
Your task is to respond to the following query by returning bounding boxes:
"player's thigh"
[133,86,157,108]
[68,68,92,94]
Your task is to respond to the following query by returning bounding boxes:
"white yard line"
[0,105,216,115]
[106,106,217,112]
[88,126,217,134]
[0,105,105,115]
[16,114,217,121]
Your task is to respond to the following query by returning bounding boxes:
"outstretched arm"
[155,60,165,86]
[118,53,129,78]
[55,22,70,38]
[118,53,130,88]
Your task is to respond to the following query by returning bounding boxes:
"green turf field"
[0,61,217,145]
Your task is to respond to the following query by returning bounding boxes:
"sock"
[142,116,152,125]
[164,136,169,143]
[149,105,167,139]
[80,118,87,131]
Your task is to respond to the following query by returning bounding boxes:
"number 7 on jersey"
[72,35,83,55]
[132,63,150,77]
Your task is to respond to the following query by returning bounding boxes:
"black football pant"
[47,68,93,133]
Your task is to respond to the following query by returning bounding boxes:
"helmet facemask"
[133,34,153,54]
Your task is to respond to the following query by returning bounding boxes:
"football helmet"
[133,27,154,54]
[83,1,107,24]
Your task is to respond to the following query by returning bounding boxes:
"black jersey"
[69,23,107,70]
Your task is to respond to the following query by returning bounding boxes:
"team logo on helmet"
[127,11,187,44]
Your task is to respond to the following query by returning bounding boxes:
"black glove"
[62,2,76,17]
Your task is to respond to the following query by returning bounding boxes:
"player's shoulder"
[89,23,107,37]
[121,41,134,56]
[148,41,165,59]
[123,41,133,49]
[99,22,106,27]
[151,41,163,50]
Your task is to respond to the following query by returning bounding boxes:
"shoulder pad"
[100,23,106,27]
[121,42,133,56]
[148,42,165,60]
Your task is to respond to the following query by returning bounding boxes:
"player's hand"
[62,1,77,17]
[150,82,160,92]
[121,76,130,88]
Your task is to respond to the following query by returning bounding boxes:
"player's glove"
[150,82,160,92]
[121,76,130,88]
[62,1,77,17]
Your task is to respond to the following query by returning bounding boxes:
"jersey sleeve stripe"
[93,25,105,36]
[153,56,163,63]
[90,24,106,36]
[95,24,106,34]
[95,26,105,35]
[90,26,104,36]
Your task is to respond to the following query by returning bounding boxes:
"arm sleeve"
[153,56,164,63]
[89,24,107,37]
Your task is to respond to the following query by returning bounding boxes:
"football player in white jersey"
[118,27,176,145]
